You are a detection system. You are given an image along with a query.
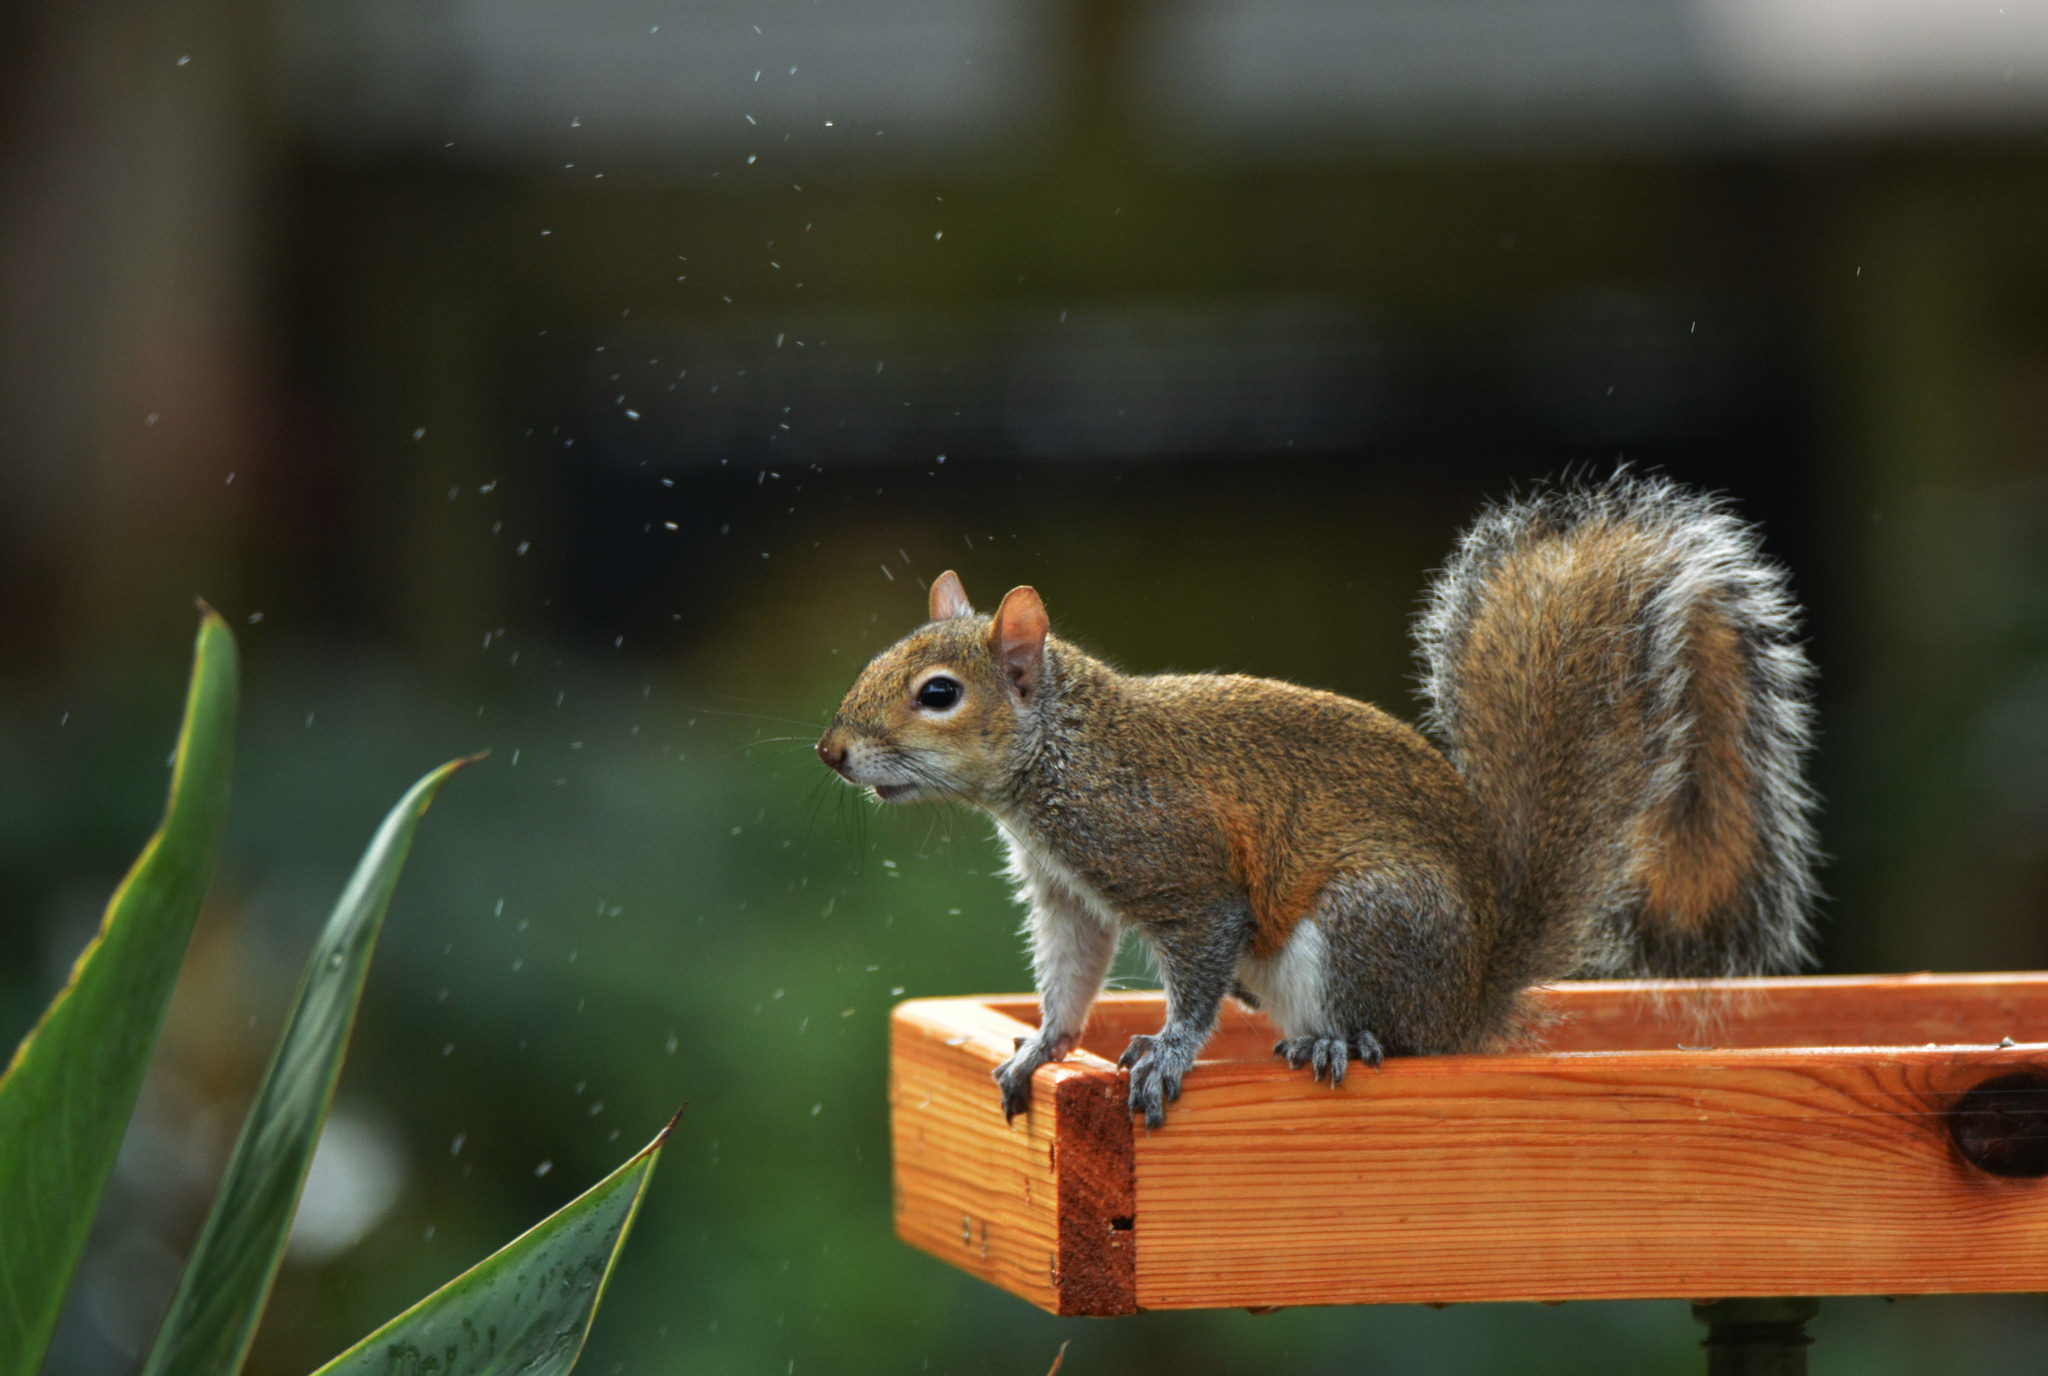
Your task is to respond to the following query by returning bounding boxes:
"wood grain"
[889,999,1134,1314]
[1134,1046,2048,1308]
[896,976,2048,1314]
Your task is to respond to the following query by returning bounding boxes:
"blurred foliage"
[0,620,659,1376]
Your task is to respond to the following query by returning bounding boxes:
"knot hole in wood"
[1948,1071,2048,1179]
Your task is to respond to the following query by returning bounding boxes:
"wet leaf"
[141,756,478,1376]
[0,607,239,1376]
[309,1114,675,1376]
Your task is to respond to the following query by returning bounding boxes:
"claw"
[994,1032,1089,1123]
[1121,1035,1185,1128]
[994,1039,1045,1123]
[1129,1068,1174,1128]
[1276,1034,1363,1086]
[1311,1038,1342,1083]
[1355,1030,1386,1069]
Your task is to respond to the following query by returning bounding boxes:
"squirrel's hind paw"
[1352,1029,1385,1069]
[1275,1032,1383,1086]
[1274,1035,1347,1085]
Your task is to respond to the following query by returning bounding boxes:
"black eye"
[915,677,962,710]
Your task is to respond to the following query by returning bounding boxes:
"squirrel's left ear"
[928,570,973,621]
[989,586,1049,700]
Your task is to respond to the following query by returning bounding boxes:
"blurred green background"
[4,1,2047,1372]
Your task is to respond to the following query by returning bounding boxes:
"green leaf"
[142,756,479,1376]
[0,607,239,1376]
[309,1114,675,1376]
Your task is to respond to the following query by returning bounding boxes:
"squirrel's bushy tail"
[1415,473,1819,1003]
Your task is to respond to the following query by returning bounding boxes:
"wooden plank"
[889,999,1135,1315]
[1133,1045,2048,1309]
[908,976,2048,1313]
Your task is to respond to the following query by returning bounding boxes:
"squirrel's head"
[816,570,1048,807]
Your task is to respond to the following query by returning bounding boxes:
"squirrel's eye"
[914,677,962,711]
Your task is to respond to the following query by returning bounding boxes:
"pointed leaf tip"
[307,1124,667,1376]
[141,753,469,1376]
[410,754,483,817]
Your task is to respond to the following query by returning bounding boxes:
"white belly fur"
[1235,916,1331,1038]
[995,819,1124,933]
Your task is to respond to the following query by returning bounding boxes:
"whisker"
[738,736,825,753]
[671,698,829,733]
[891,757,1020,867]
[918,802,948,857]
[855,786,871,868]
[798,770,838,844]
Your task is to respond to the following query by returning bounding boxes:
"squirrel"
[816,473,1819,1128]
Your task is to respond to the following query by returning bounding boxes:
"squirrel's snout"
[816,736,849,774]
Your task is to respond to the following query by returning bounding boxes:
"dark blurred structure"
[4,2,2047,1373]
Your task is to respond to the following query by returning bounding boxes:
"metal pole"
[1690,1298,1820,1376]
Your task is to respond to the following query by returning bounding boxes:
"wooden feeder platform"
[889,975,2048,1316]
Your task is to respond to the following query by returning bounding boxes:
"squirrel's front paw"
[1119,1034,1189,1129]
[993,1038,1043,1123]
[993,1031,1079,1123]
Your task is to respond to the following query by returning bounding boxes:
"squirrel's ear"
[928,570,973,621]
[989,586,1049,699]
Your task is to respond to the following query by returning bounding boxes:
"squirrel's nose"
[817,737,847,772]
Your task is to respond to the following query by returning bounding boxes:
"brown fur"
[1418,472,1818,983]
[1635,599,1757,932]
[1445,518,1663,986]
[821,609,1503,1052]
[1106,674,1496,966]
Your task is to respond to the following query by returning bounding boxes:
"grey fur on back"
[1413,472,1820,990]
